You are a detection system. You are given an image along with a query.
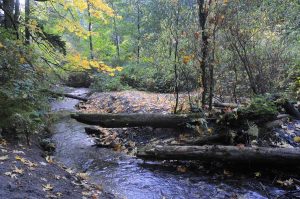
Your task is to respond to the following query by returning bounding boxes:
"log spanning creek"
[50,87,286,199]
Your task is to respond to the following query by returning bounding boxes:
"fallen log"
[47,90,88,101]
[213,102,239,108]
[137,145,300,165]
[179,133,230,146]
[71,113,200,128]
[41,89,88,101]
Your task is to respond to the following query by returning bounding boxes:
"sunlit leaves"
[66,53,123,74]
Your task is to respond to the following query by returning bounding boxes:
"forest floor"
[0,137,112,199]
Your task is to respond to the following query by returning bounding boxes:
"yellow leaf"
[0,42,4,48]
[294,136,300,143]
[19,57,26,64]
[116,66,123,72]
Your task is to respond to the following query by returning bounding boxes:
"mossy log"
[71,113,201,128]
[137,145,300,165]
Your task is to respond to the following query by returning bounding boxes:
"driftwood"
[137,145,300,165]
[71,113,200,128]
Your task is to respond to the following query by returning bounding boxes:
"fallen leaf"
[4,172,17,179]
[224,169,233,177]
[1,149,8,153]
[40,162,47,166]
[56,192,63,197]
[77,172,89,180]
[13,150,25,155]
[286,129,295,135]
[42,184,54,191]
[177,166,187,173]
[46,156,54,163]
[113,144,122,152]
[15,156,37,168]
[82,191,92,196]
[254,172,261,177]
[54,175,61,180]
[294,136,300,143]
[13,166,24,174]
[277,179,294,187]
[65,168,74,174]
[41,177,48,182]
[0,155,9,161]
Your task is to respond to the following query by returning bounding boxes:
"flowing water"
[50,88,285,199]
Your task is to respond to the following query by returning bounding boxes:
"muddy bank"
[0,138,110,199]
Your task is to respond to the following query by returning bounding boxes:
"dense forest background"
[0,0,299,129]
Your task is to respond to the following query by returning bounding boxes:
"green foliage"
[91,73,130,92]
[287,63,300,99]
[243,96,278,116]
[0,36,50,140]
[120,64,174,93]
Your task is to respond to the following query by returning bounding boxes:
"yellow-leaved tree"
[42,0,122,74]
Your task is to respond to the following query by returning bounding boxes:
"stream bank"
[50,87,299,199]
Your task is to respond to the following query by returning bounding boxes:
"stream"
[50,87,285,199]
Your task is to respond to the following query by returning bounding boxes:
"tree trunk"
[87,0,94,60]
[3,0,14,29]
[25,0,30,44]
[137,145,300,165]
[197,0,209,107]
[136,0,141,63]
[173,2,180,114]
[71,113,201,128]
[14,0,20,27]
[110,1,120,60]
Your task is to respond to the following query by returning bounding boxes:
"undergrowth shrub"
[0,36,50,142]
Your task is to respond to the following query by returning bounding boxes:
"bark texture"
[137,145,300,165]
[71,113,200,128]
